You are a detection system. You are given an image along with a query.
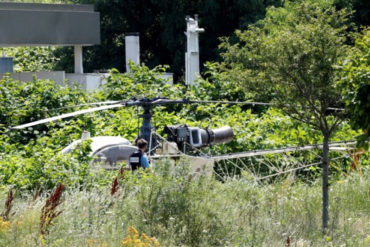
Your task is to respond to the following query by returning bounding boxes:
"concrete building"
[0,2,105,90]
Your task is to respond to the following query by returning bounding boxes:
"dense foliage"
[0,76,93,190]
[0,63,361,190]
[53,0,282,77]
[220,0,350,118]
[337,30,370,149]
[218,0,362,230]
[0,47,58,72]
[53,0,370,78]
[3,0,369,79]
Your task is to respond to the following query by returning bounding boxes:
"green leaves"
[337,29,370,149]
[0,46,58,72]
[96,63,180,100]
[0,76,88,145]
[220,0,353,136]
[0,57,360,190]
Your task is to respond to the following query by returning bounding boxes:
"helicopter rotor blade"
[150,99,187,105]
[147,99,273,106]
[12,103,125,130]
[178,99,344,110]
[186,100,273,106]
[45,100,122,112]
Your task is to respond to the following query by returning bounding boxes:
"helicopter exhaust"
[200,126,234,146]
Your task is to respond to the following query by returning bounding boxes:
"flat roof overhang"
[0,2,100,46]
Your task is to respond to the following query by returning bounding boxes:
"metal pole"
[185,15,204,85]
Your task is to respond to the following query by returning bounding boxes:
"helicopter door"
[92,144,138,169]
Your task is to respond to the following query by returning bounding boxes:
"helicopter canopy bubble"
[61,136,131,155]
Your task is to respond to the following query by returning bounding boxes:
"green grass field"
[0,162,369,247]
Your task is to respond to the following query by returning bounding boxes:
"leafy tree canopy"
[337,29,370,149]
[220,0,352,136]
[0,47,58,72]
[3,0,369,80]
[53,0,282,77]
[52,0,368,79]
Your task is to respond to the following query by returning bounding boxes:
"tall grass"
[0,160,369,246]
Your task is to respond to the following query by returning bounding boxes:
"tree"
[54,0,282,78]
[0,46,58,72]
[337,30,370,149]
[334,0,370,26]
[220,0,351,231]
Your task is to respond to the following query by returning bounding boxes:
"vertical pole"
[139,105,157,154]
[74,45,83,74]
[185,15,204,85]
[125,33,140,72]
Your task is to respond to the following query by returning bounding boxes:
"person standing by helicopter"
[129,139,150,170]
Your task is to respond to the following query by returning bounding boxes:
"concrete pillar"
[125,32,140,72]
[74,45,83,74]
[185,15,204,85]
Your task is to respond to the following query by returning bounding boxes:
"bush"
[0,63,362,190]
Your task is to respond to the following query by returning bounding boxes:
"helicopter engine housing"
[164,125,234,152]
[200,126,234,145]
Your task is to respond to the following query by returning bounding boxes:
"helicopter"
[12,96,356,177]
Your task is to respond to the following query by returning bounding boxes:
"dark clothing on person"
[129,150,150,170]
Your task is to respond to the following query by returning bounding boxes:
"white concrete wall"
[10,71,65,85]
[66,73,108,91]
[160,72,173,85]
[2,71,171,91]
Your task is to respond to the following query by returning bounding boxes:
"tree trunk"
[322,134,330,233]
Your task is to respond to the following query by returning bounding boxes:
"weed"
[2,187,14,221]
[111,177,119,196]
[0,166,368,246]
[121,226,160,247]
[39,184,64,235]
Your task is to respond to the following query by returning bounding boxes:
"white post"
[185,15,204,85]
[125,33,140,72]
[74,45,83,74]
